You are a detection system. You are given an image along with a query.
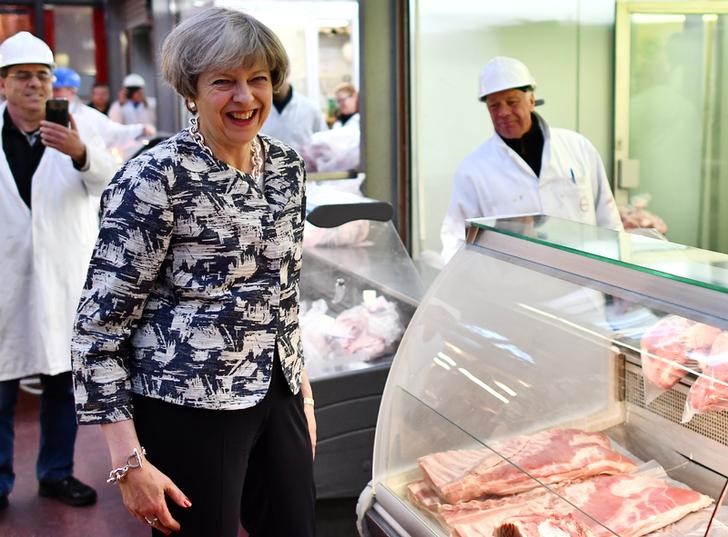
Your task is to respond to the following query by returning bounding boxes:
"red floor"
[0,389,359,537]
[0,389,148,536]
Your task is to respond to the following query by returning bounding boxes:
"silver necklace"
[189,115,264,179]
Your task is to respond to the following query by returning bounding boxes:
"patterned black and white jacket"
[71,129,306,424]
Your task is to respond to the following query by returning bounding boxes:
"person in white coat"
[261,78,326,153]
[108,73,157,127]
[52,67,155,163]
[0,32,115,510]
[440,56,622,261]
[299,82,360,172]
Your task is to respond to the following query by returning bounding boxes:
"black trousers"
[134,357,315,537]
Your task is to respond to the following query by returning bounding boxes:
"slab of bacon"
[418,428,636,503]
[688,331,728,413]
[406,479,553,527]
[555,473,713,537]
[411,473,712,537]
[640,315,695,389]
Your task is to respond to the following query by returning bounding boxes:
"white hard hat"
[123,73,146,88]
[0,31,54,69]
[478,56,536,101]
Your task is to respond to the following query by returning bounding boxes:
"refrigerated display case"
[358,215,728,536]
[301,197,424,498]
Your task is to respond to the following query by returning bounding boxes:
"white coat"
[70,98,145,165]
[108,98,156,126]
[261,91,326,152]
[303,113,360,172]
[440,114,622,261]
[0,103,117,380]
[70,99,144,150]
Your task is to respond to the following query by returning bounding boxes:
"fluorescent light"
[458,367,510,404]
[493,380,517,397]
[436,351,456,367]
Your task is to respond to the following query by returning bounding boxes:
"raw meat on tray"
[410,427,712,537]
[418,428,636,503]
[439,474,712,537]
[555,473,713,537]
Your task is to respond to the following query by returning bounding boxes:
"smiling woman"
[71,7,316,537]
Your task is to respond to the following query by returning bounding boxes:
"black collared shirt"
[88,101,110,115]
[273,85,294,114]
[336,112,356,127]
[500,113,544,177]
[2,108,45,209]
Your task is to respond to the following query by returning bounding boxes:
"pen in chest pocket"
[569,168,576,184]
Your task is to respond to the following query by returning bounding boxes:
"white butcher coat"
[70,98,144,151]
[0,104,117,380]
[108,98,156,127]
[261,91,326,152]
[440,114,622,261]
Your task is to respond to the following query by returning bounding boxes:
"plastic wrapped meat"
[303,220,370,248]
[299,299,337,377]
[619,193,668,235]
[687,331,728,413]
[683,322,723,366]
[640,315,694,389]
[330,295,403,361]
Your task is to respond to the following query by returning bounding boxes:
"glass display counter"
[359,215,728,537]
[301,195,423,498]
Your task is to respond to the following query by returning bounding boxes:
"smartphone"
[45,99,69,126]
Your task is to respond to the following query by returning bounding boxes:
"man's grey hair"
[161,7,289,108]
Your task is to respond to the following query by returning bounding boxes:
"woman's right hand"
[118,459,191,535]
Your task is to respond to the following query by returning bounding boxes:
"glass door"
[615,1,728,253]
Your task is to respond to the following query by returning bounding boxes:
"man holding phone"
[0,31,115,510]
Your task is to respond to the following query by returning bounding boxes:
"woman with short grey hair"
[71,7,316,536]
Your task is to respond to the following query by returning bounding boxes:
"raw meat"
[302,219,369,248]
[493,513,595,537]
[688,331,728,413]
[406,479,551,521]
[557,473,713,537]
[330,295,403,360]
[406,479,444,517]
[684,323,723,365]
[640,315,695,389]
[418,428,636,503]
[441,474,712,537]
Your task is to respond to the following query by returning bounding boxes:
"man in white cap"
[440,56,622,261]
[108,72,156,126]
[0,31,115,510]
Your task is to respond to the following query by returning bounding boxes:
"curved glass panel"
[372,223,728,536]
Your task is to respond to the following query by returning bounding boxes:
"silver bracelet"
[107,447,146,484]
[303,397,315,407]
